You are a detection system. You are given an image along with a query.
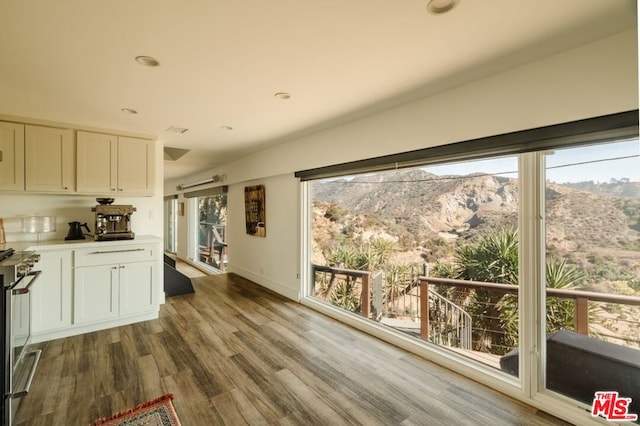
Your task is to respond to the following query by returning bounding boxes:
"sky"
[425,139,640,184]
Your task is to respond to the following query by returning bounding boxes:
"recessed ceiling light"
[221,125,233,131]
[121,108,138,114]
[426,0,459,14]
[135,56,160,67]
[274,92,291,100]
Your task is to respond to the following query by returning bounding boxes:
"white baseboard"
[227,264,300,301]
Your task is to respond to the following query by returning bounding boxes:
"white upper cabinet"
[0,121,25,191]
[0,118,155,196]
[76,131,117,193]
[77,131,155,196]
[117,136,155,195]
[25,125,74,193]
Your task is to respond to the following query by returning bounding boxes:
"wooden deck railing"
[312,265,374,317]
[419,276,640,340]
[311,264,640,347]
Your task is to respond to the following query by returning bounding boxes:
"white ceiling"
[0,1,636,181]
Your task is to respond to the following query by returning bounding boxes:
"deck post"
[361,273,370,318]
[420,279,429,340]
[575,297,589,335]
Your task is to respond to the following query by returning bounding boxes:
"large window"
[299,111,639,423]
[309,156,522,375]
[543,140,640,411]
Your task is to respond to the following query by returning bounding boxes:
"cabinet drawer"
[74,245,155,267]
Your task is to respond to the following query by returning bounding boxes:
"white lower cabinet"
[119,261,156,316]
[73,244,157,325]
[73,264,119,324]
[74,260,156,324]
[31,250,72,334]
[31,241,161,342]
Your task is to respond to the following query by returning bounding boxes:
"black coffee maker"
[65,222,91,240]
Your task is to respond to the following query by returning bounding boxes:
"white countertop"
[2,234,162,252]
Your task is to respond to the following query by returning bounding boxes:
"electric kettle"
[65,222,91,240]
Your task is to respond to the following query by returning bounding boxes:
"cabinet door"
[76,131,118,194]
[31,250,72,333]
[74,264,119,324]
[117,137,155,195]
[0,122,25,191]
[119,261,156,316]
[25,125,74,192]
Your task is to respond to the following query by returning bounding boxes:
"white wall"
[226,175,300,299]
[170,29,639,301]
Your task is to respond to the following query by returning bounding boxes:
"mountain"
[311,168,640,289]
[313,169,517,255]
[559,179,640,198]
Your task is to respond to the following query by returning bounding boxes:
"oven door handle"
[11,270,42,295]
[11,349,42,399]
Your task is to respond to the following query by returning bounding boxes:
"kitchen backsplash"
[0,193,162,243]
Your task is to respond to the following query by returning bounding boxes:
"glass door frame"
[519,152,546,403]
[187,193,228,273]
[164,197,178,254]
[187,196,198,263]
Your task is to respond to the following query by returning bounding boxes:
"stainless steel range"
[0,248,42,426]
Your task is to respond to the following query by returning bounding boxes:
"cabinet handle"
[62,186,68,190]
[0,150,3,162]
[88,248,146,255]
[111,266,117,270]
[111,188,116,192]
[118,188,123,191]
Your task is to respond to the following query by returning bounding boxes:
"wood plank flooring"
[15,273,571,425]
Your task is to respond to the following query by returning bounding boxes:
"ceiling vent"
[164,147,190,161]
[165,126,189,134]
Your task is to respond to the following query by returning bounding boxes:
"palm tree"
[433,229,583,355]
[501,256,585,349]
[454,229,518,354]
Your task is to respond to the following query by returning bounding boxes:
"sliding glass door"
[185,186,229,273]
[196,194,228,272]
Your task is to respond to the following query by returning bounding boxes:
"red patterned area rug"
[91,394,181,426]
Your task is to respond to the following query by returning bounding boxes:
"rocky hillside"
[312,168,640,290]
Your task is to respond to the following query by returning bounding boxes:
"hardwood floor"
[16,274,571,425]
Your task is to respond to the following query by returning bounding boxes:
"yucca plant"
[545,257,586,332]
[330,280,361,313]
[327,245,359,269]
[370,237,397,266]
[320,237,403,315]
[461,229,518,353]
[501,256,586,349]
[383,263,416,317]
